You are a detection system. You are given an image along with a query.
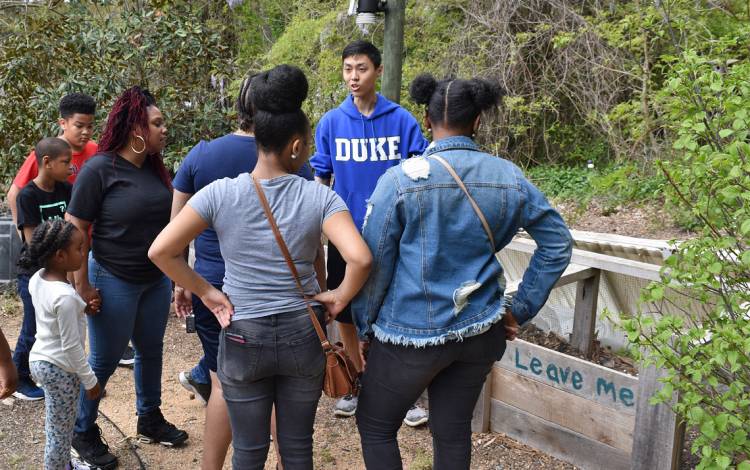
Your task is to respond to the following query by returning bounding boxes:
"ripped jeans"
[356,320,507,470]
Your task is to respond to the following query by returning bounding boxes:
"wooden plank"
[571,269,602,357]
[504,262,595,296]
[491,399,630,470]
[630,364,685,470]
[470,371,492,433]
[505,238,662,281]
[491,367,634,452]
[497,339,638,414]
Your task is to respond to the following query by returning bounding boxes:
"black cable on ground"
[98,410,148,470]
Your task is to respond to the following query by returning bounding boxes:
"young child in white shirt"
[23,219,101,470]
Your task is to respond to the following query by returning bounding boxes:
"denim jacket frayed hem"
[372,304,506,347]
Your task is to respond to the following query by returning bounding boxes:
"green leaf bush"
[623,48,750,469]
[0,1,236,192]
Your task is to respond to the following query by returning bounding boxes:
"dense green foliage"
[0,0,236,187]
[2,2,750,465]
[623,52,750,470]
[527,163,666,209]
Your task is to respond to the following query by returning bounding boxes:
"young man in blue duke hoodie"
[311,40,429,425]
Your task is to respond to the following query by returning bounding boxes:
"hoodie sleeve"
[310,115,333,179]
[404,113,428,157]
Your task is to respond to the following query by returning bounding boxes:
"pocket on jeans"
[290,330,325,378]
[218,330,263,383]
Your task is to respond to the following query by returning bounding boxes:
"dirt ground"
[0,199,690,469]
[0,297,574,470]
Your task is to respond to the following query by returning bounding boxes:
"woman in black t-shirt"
[65,87,188,469]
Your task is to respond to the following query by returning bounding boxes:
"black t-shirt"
[16,180,72,274]
[67,153,172,283]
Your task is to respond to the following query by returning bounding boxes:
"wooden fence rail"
[472,237,684,470]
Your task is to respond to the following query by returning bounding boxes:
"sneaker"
[118,345,135,368]
[68,457,93,470]
[333,394,358,417]
[137,408,189,447]
[13,378,44,401]
[71,424,118,469]
[403,404,429,427]
[178,370,211,406]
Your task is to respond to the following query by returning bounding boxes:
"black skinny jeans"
[356,321,507,470]
[218,308,326,470]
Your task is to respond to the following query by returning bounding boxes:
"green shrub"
[0,1,236,188]
[622,50,750,469]
[526,165,594,201]
[526,163,665,207]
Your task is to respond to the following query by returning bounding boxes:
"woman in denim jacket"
[352,74,573,470]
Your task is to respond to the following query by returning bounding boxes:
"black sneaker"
[137,408,188,447]
[178,370,211,405]
[71,424,118,469]
[118,345,135,368]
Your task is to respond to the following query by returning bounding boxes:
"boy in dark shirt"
[12,137,74,400]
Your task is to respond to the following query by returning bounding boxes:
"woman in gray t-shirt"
[149,65,372,469]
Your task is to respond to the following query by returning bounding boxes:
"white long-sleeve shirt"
[28,270,97,390]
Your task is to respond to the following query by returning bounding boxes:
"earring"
[131,135,146,154]
[291,154,298,160]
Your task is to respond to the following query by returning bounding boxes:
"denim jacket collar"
[423,136,479,157]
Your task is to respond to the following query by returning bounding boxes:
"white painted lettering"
[376,137,388,161]
[352,139,367,162]
[335,139,350,161]
[387,136,401,160]
[369,138,378,161]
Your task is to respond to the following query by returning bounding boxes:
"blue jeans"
[12,274,34,381]
[218,308,326,470]
[74,256,171,433]
[191,358,210,385]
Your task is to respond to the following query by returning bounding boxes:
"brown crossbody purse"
[250,174,359,398]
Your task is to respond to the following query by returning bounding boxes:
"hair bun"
[469,79,505,111]
[250,65,308,114]
[409,74,438,105]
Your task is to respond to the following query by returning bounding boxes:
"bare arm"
[314,211,372,317]
[314,242,327,291]
[64,213,100,313]
[7,184,21,239]
[149,205,233,327]
[170,190,194,318]
[0,326,17,399]
[22,226,34,245]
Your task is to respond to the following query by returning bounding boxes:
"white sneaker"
[333,394,358,417]
[403,404,429,427]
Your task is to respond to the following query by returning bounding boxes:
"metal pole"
[381,0,405,103]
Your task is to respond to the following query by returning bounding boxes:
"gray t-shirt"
[189,173,348,320]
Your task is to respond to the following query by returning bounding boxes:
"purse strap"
[250,174,332,351]
[427,154,496,252]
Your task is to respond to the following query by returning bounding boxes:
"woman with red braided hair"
[65,86,188,469]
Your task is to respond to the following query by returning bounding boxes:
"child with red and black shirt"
[6,93,97,232]
[12,137,75,400]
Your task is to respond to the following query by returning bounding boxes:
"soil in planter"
[519,323,638,376]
